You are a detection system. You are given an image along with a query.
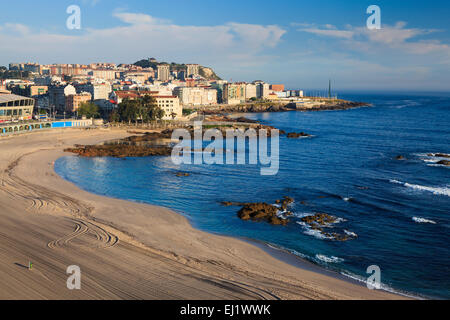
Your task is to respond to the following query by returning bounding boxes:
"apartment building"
[173,87,217,106]
[157,64,170,82]
[155,96,183,120]
[65,92,92,113]
[223,83,246,105]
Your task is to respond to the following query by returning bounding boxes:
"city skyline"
[1,0,450,91]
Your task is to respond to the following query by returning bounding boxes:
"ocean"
[55,93,450,299]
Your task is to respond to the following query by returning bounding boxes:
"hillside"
[132,59,221,80]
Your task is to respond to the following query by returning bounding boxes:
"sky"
[0,0,449,91]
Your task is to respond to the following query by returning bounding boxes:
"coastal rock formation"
[428,153,450,158]
[237,203,288,226]
[202,101,370,115]
[275,196,294,211]
[224,196,294,226]
[287,132,311,138]
[301,213,338,226]
[64,145,172,158]
[437,160,450,166]
[300,213,357,242]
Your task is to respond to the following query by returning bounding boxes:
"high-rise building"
[186,64,200,77]
[255,82,270,99]
[157,64,170,82]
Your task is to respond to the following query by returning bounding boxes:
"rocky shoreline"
[222,198,358,242]
[64,122,312,158]
[202,101,370,115]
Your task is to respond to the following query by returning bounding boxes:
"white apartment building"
[173,87,217,106]
[155,96,183,120]
[256,82,270,99]
[76,83,112,100]
[245,83,257,100]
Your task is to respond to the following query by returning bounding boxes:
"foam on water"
[315,254,344,264]
[412,217,437,224]
[390,179,450,197]
[344,230,358,237]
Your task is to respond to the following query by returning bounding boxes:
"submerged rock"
[287,132,311,138]
[300,213,356,242]
[301,213,338,226]
[175,172,190,177]
[395,155,406,160]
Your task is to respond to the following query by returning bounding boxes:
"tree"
[117,95,164,124]
[78,102,100,119]
[109,109,120,123]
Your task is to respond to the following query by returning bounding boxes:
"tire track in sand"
[3,151,119,251]
[47,218,119,250]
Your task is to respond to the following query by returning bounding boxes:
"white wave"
[340,271,422,299]
[426,153,450,158]
[412,217,437,224]
[390,179,450,197]
[296,222,331,239]
[315,254,344,264]
[344,230,358,237]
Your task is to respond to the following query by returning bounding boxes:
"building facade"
[48,84,76,111]
[186,64,200,77]
[245,83,257,100]
[0,94,34,122]
[173,87,217,106]
[65,92,92,113]
[157,64,170,82]
[223,83,246,105]
[76,83,112,101]
[155,96,183,120]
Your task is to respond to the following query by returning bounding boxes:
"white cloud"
[297,21,449,57]
[0,12,286,75]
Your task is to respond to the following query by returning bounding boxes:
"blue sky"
[1,0,449,91]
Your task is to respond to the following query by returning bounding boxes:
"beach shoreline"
[0,128,408,300]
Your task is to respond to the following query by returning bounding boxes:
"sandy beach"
[0,128,406,300]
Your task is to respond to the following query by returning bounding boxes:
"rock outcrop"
[223,196,294,226]
[299,213,357,242]
[428,153,450,158]
[287,132,311,138]
[64,145,172,158]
